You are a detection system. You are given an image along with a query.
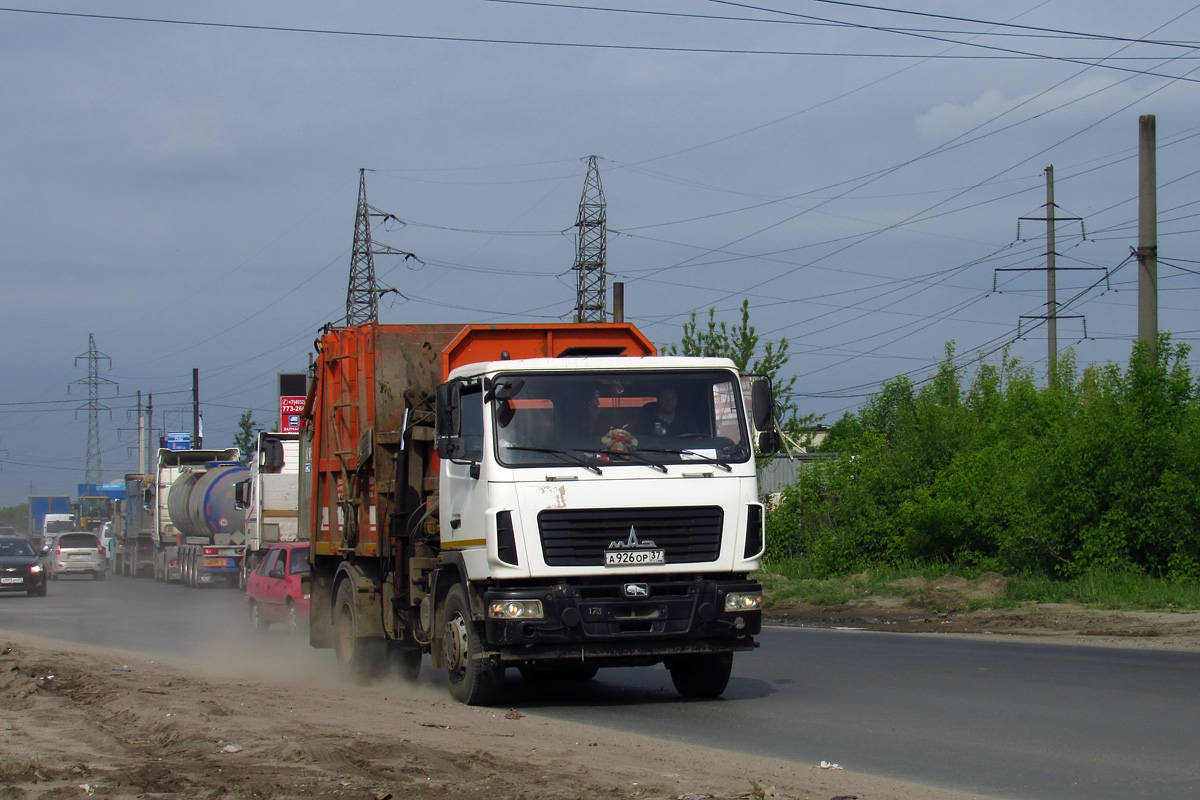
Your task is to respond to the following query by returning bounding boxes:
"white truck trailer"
[154,447,245,586]
[235,431,301,588]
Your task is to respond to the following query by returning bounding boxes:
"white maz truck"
[303,322,779,705]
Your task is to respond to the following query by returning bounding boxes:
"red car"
[245,543,310,633]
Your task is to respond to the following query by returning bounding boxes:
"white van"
[41,513,76,545]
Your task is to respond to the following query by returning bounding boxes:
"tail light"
[203,547,218,556]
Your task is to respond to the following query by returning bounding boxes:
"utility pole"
[119,391,149,473]
[146,393,154,471]
[347,168,416,325]
[1046,166,1058,379]
[137,391,145,473]
[998,168,1099,385]
[573,156,607,322]
[1137,114,1158,361]
[192,368,200,450]
[71,333,117,489]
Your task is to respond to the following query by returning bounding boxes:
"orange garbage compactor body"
[305,322,656,561]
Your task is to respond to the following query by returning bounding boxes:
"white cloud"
[915,89,1024,139]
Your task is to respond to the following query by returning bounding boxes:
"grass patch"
[760,558,1200,612]
[1004,570,1200,611]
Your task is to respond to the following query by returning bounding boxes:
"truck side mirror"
[233,479,248,510]
[758,430,781,454]
[435,383,467,460]
[751,379,774,431]
[260,437,285,468]
[751,379,780,455]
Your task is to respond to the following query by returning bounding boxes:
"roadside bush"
[771,335,1200,580]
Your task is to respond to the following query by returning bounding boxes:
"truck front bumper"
[482,577,761,663]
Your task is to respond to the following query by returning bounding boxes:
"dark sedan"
[0,536,48,596]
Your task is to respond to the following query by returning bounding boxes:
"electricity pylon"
[573,156,607,322]
[347,168,416,325]
[71,333,118,488]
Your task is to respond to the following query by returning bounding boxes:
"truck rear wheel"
[667,652,734,699]
[334,579,386,684]
[441,584,501,705]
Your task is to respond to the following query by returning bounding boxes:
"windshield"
[0,539,36,557]
[492,369,750,468]
[79,497,111,517]
[57,533,100,549]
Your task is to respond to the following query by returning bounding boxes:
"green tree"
[233,409,263,460]
[662,299,807,436]
[0,503,29,535]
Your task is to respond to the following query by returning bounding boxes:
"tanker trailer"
[168,460,249,587]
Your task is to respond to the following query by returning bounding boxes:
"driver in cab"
[636,386,681,437]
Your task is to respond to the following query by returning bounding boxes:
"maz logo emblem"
[607,526,658,550]
[623,583,649,598]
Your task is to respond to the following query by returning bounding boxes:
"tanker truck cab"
[435,356,774,701]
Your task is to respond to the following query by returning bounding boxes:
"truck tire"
[667,652,734,699]
[441,584,501,706]
[334,579,387,684]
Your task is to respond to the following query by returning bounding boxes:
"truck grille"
[538,506,723,567]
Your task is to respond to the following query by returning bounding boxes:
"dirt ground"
[4,578,1198,800]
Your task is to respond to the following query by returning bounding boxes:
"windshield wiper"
[575,448,668,473]
[638,447,732,472]
[503,446,603,475]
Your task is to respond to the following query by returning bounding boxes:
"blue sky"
[3,1,1200,506]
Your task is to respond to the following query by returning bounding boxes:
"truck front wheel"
[334,580,386,684]
[667,652,734,699]
[441,584,501,705]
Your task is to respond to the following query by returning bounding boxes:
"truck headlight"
[488,599,544,620]
[724,592,762,612]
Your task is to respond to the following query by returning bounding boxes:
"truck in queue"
[235,431,301,588]
[112,473,156,578]
[301,321,778,704]
[29,496,72,544]
[154,448,246,586]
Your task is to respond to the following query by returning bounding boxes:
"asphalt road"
[3,574,1197,800]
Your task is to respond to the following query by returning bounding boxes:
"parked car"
[245,543,309,633]
[0,535,48,596]
[46,531,106,580]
